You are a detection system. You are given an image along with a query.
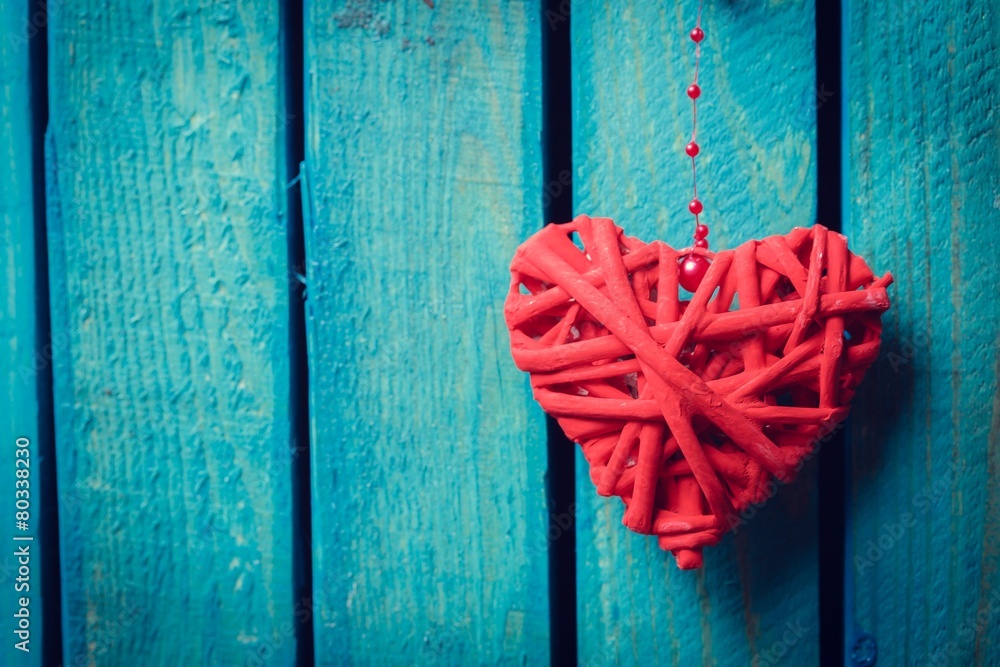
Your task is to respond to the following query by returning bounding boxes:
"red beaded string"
[678,0,712,292]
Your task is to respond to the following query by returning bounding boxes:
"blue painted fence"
[1,0,998,665]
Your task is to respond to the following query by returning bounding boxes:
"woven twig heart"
[505,215,892,569]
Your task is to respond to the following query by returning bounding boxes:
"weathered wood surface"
[46,1,296,664]
[1,1,46,664]
[845,1,1000,665]
[303,0,550,663]
[571,1,821,663]
[0,0,995,662]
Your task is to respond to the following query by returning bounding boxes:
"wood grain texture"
[572,1,820,664]
[845,0,1000,664]
[47,1,296,664]
[1,2,45,664]
[303,1,550,663]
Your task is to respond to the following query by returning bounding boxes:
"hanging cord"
[678,0,712,291]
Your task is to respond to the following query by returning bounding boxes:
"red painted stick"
[505,215,892,568]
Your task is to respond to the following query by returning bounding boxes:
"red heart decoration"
[505,215,892,569]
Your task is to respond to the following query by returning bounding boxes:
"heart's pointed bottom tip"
[673,548,704,570]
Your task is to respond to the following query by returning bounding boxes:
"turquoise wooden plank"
[572,1,821,664]
[844,0,1000,664]
[46,2,297,664]
[303,1,549,663]
[1,2,47,665]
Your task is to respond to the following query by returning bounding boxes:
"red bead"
[685,142,699,157]
[679,254,711,292]
[690,27,704,43]
[693,238,709,249]
[694,224,709,239]
[688,198,703,215]
[687,84,701,99]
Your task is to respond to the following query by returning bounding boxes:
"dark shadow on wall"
[542,0,577,665]
[283,0,315,665]
[815,0,845,664]
[34,0,64,664]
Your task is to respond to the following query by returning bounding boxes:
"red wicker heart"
[505,215,892,569]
